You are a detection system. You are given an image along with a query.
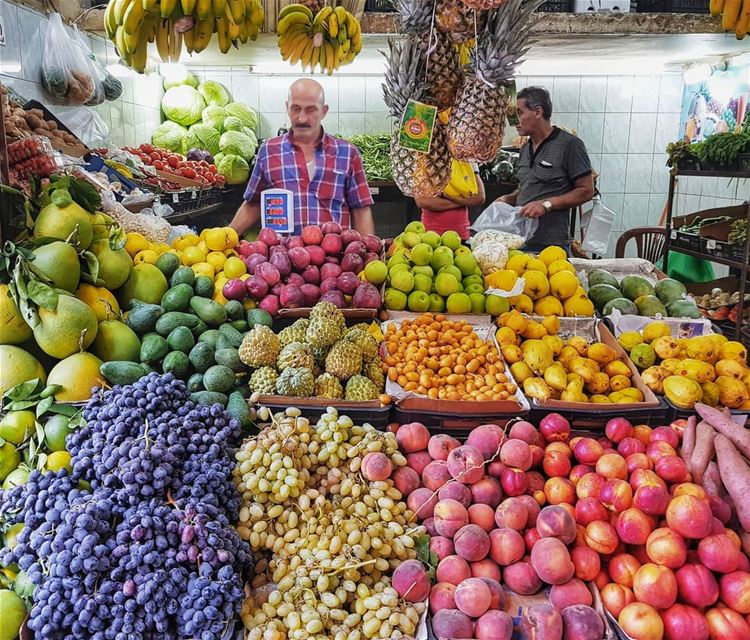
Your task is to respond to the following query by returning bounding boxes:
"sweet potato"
[696,403,750,460]
[703,461,725,497]
[714,434,750,531]
[691,421,715,485]
[681,415,697,464]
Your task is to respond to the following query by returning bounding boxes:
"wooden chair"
[615,227,666,264]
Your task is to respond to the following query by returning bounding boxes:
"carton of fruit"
[607,309,713,339]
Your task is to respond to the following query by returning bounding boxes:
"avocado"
[246,308,273,329]
[218,323,243,348]
[189,296,227,326]
[198,329,221,349]
[187,372,205,393]
[214,348,245,372]
[230,319,248,332]
[170,266,195,287]
[155,312,201,336]
[140,333,169,364]
[190,391,228,406]
[227,390,255,433]
[193,275,215,298]
[162,351,190,378]
[161,283,194,312]
[189,342,215,373]
[224,300,244,320]
[100,361,150,386]
[126,303,165,335]
[167,326,196,354]
[203,365,236,394]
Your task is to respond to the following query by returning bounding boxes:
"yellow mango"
[641,366,671,394]
[567,336,590,356]
[510,362,534,384]
[542,335,564,356]
[522,340,554,374]
[678,359,717,383]
[544,363,568,392]
[663,375,703,409]
[604,359,632,378]
[609,375,632,391]
[586,371,611,395]
[523,377,552,401]
[588,342,618,365]
[591,394,611,403]
[715,375,748,409]
[558,346,579,368]
[718,340,746,363]
[569,357,599,383]
[541,316,560,336]
[496,327,518,347]
[652,336,681,360]
[620,387,644,401]
[700,381,720,406]
[642,321,671,343]
[685,335,718,363]
[501,344,523,364]
[661,358,683,373]
[522,321,548,340]
[715,358,747,379]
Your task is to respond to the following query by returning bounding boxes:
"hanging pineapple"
[447,0,535,162]
[382,37,451,198]
[434,0,486,43]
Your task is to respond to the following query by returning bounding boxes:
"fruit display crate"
[528,398,671,430]
[664,397,750,422]
[392,407,525,436]
[253,396,393,430]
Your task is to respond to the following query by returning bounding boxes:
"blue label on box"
[261,189,294,234]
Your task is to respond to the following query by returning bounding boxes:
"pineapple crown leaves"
[395,0,435,33]
[382,36,434,118]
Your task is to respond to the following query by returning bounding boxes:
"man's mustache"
[294,124,312,128]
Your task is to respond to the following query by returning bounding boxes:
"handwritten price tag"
[706,239,716,250]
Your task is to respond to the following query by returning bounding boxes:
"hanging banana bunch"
[276,3,363,75]
[104,0,265,72]
[711,0,749,39]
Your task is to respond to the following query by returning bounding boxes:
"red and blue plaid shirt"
[243,130,374,234]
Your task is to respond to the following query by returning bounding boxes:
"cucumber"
[218,323,243,348]
[161,283,194,312]
[190,391,228,407]
[193,276,215,298]
[215,334,233,351]
[162,351,190,378]
[140,333,169,364]
[203,365,236,394]
[155,312,201,336]
[189,342,215,373]
[100,361,150,386]
[224,300,244,320]
[126,303,165,335]
[192,319,209,337]
[227,390,255,433]
[189,297,227,326]
[198,329,221,349]
[214,348,245,372]
[167,326,196,354]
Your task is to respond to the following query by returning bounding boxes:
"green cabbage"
[243,127,258,149]
[187,123,220,156]
[217,154,250,185]
[214,152,225,166]
[151,121,188,153]
[223,116,243,132]
[163,69,199,90]
[161,85,205,127]
[219,130,257,161]
[202,105,226,131]
[198,80,231,107]
[224,102,258,131]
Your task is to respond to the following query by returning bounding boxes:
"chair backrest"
[615,227,666,264]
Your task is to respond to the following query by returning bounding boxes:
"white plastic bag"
[580,196,616,256]
[41,14,97,105]
[56,106,109,147]
[471,201,539,242]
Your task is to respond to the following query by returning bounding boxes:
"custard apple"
[249,366,278,394]
[345,375,379,401]
[239,325,280,367]
[278,318,309,348]
[306,301,346,348]
[277,342,315,372]
[345,327,379,361]
[325,340,362,380]
[314,373,343,399]
[276,367,315,397]
[362,359,385,391]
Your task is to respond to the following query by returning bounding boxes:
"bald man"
[230,79,375,236]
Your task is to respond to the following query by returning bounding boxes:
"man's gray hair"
[517,86,553,120]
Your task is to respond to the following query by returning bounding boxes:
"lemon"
[48,352,105,402]
[206,251,227,271]
[134,249,159,265]
[0,589,27,640]
[124,232,150,257]
[76,284,119,322]
[181,245,206,266]
[172,233,200,250]
[0,443,20,482]
[0,284,32,345]
[45,450,72,472]
[223,256,247,279]
[205,227,239,251]
[0,345,46,395]
[192,262,215,279]
[44,414,73,452]
[0,411,35,445]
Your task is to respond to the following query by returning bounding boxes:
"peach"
[447,445,486,484]
[705,605,750,640]
[725,528,742,549]
[719,571,750,613]
[575,498,608,526]
[428,433,461,461]
[540,412,572,442]
[525,527,541,552]
[646,527,687,569]
[436,555,472,586]
[573,438,605,465]
[430,536,455,561]
[518,494,541,526]
[406,450,433,476]
[584,521,618,555]
[536,505,577,544]
[454,524,490,562]
[626,452,652,474]
[560,604,604,640]
[633,424,653,445]
[500,467,529,496]
[550,578,593,610]
[596,453,628,480]
[407,487,438,520]
[530,444,546,468]
[630,469,666,492]
[434,499,469,538]
[618,603,664,640]
[361,452,393,481]
[616,508,655,545]
[571,545,601,582]
[605,417,634,443]
[618,436,647,458]
[709,495,732,525]
[531,537,575,585]
[738,552,750,572]
[429,582,456,614]
[544,451,573,478]
[527,470,546,492]
[495,497,528,530]
[479,577,504,610]
[489,528,525,566]
[576,473,605,500]
[487,460,507,478]
[651,425,680,449]
[675,563,719,609]
[503,560,542,595]
[666,495,713,539]
[519,604,563,640]
[569,464,594,485]
[471,558,501,581]
[454,577,491,617]
[601,583,635,618]
[469,503,496,532]
[471,476,503,508]
[633,484,670,516]
[438,481,472,507]
[431,609,474,640]
[661,604,709,640]
[467,423,505,461]
[545,477,576,505]
[424,517,438,536]
[647,440,677,465]
[391,466,420,497]
[600,479,633,513]
[500,438,533,470]
[655,455,690,484]
[671,482,707,500]
[475,610,513,640]
[392,559,430,602]
[609,553,642,588]
[546,441,573,457]
[710,516,726,535]
[533,489,546,506]
[396,422,430,453]
[422,460,452,491]
[509,420,542,446]
[633,563,678,609]
[698,534,740,574]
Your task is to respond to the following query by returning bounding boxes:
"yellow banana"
[225,6,240,38]
[722,0,741,28]
[327,13,339,38]
[160,0,178,17]
[340,38,350,55]
[196,0,212,20]
[184,21,195,51]
[313,6,333,26]
[323,40,335,74]
[113,0,132,25]
[215,14,230,52]
[289,35,310,65]
[277,11,311,34]
[131,29,149,72]
[710,0,725,14]
[278,3,313,21]
[247,0,264,27]
[115,26,131,55]
[156,19,170,60]
[142,0,158,11]
[123,0,146,34]
[736,0,750,37]
[104,0,118,38]
[352,30,362,53]
[348,14,360,37]
[334,6,346,23]
[300,39,314,67]
[279,30,305,58]
[227,0,245,22]
[192,14,214,51]
[181,0,197,14]
[212,0,227,18]
[248,21,260,39]
[310,43,321,71]
[337,23,347,44]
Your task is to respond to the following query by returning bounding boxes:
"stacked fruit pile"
[240,301,386,402]
[496,311,645,404]
[486,246,594,317]
[234,407,427,640]
[124,143,225,188]
[617,321,750,410]
[588,270,701,319]
[383,313,517,402]
[383,222,507,315]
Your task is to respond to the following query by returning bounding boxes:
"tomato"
[208,165,217,174]
[180,167,197,179]
[168,156,180,168]
[153,160,165,170]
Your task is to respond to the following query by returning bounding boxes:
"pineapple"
[435,0,486,43]
[447,0,535,162]
[383,37,451,198]
[395,0,433,32]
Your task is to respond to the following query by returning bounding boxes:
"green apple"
[420,230,441,248]
[440,230,461,251]
[388,263,411,277]
[364,260,387,285]
[402,231,421,248]
[454,253,478,277]
[446,292,472,314]
[391,270,415,293]
[455,245,471,256]
[431,246,454,271]
[407,290,431,312]
[429,293,445,312]
[464,283,485,295]
[435,272,459,297]
[468,293,486,314]
[412,265,434,278]
[439,265,463,282]
[413,273,433,293]
[410,243,433,266]
[463,275,484,287]
[405,221,426,234]
[485,294,510,316]
[384,288,407,310]
[387,253,409,270]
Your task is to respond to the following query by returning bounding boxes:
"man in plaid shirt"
[230,78,375,236]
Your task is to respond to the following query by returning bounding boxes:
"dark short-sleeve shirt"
[516,127,592,247]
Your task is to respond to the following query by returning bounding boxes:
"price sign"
[261,189,295,234]
[191,190,197,200]
[706,239,716,249]
[670,230,677,240]
[172,193,180,204]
